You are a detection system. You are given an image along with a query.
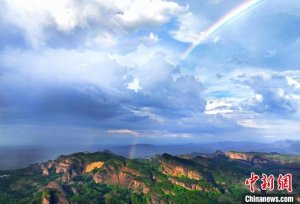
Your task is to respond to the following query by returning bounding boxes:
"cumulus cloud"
[1,0,186,47]
[116,0,186,30]
[170,12,209,43]
[236,72,299,115]
[200,67,300,142]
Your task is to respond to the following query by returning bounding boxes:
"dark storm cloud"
[129,75,206,118]
[0,49,208,134]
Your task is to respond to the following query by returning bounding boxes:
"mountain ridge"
[0,150,299,203]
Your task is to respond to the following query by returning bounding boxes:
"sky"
[0,0,300,145]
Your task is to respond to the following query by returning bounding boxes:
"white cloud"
[205,99,236,115]
[130,107,165,123]
[237,119,272,129]
[108,129,140,137]
[284,71,300,89]
[3,0,99,46]
[127,78,142,92]
[85,32,118,48]
[142,32,160,44]
[2,0,186,47]
[170,12,209,43]
[0,49,125,93]
[200,67,300,141]
[255,94,263,102]
[108,129,193,139]
[110,44,178,67]
[116,0,187,30]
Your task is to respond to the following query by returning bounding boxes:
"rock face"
[41,161,55,176]
[46,182,64,194]
[93,165,150,194]
[42,168,49,176]
[61,172,72,183]
[158,153,218,193]
[159,154,203,180]
[226,151,269,164]
[84,161,104,173]
[55,160,73,174]
[47,161,55,169]
[226,152,252,161]
[43,154,145,193]
[41,197,50,204]
[162,164,202,180]
[44,182,69,204]
[42,157,84,183]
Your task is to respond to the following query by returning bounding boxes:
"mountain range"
[0,149,299,204]
[109,140,300,158]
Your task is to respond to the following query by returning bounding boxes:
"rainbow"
[128,138,138,159]
[181,0,266,59]
[128,144,136,159]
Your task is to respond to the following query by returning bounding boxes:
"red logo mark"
[245,172,260,193]
[245,173,293,193]
[261,173,275,191]
[277,173,293,192]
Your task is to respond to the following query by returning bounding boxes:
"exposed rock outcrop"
[93,165,150,194]
[55,160,72,174]
[42,168,49,176]
[226,151,269,164]
[162,164,202,180]
[46,182,64,194]
[159,154,203,180]
[84,161,104,173]
[41,160,55,176]
[61,172,72,183]
[47,161,55,169]
[44,182,69,204]
[226,152,253,161]
[41,197,50,204]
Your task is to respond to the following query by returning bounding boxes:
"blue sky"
[0,0,300,145]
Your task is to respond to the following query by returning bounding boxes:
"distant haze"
[1,140,299,170]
